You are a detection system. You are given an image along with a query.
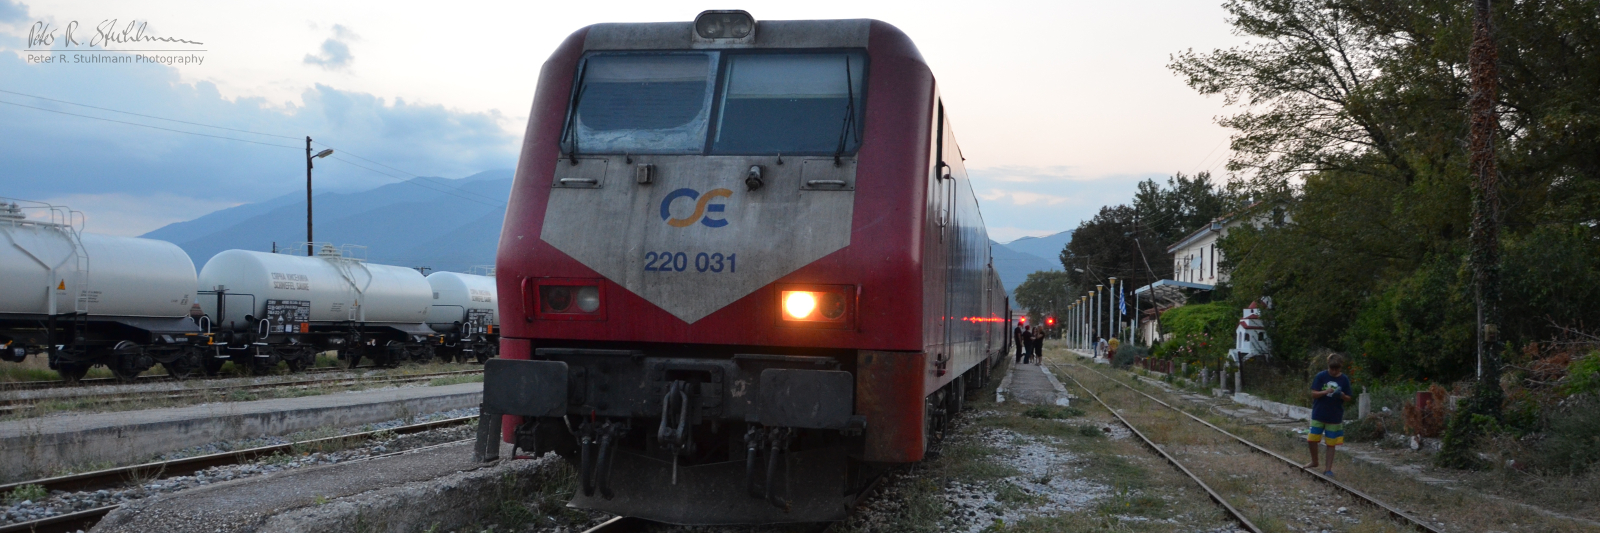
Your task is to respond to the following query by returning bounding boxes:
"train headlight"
[783,291,817,320]
[778,285,855,328]
[694,10,755,40]
[576,286,601,313]
[532,279,606,321]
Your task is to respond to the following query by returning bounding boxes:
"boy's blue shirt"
[1310,370,1352,424]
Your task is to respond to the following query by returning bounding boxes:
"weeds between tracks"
[1059,358,1599,532]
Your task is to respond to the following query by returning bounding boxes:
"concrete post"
[1359,392,1371,420]
[1234,371,1242,394]
[1200,369,1208,388]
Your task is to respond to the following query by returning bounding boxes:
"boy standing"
[1306,353,1354,477]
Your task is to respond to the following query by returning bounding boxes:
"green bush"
[1531,394,1600,475]
[1566,351,1600,396]
[1342,254,1476,383]
[1343,412,1393,442]
[1113,345,1147,368]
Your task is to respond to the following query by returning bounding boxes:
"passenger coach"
[477,11,1008,524]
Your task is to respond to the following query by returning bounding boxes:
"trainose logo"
[660,188,732,228]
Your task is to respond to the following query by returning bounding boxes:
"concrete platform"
[0,383,482,481]
[996,360,1071,406]
[93,440,560,533]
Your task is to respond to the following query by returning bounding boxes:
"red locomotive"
[474,11,1009,524]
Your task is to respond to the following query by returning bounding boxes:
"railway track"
[0,365,398,392]
[0,415,479,533]
[1056,362,1445,533]
[0,369,483,415]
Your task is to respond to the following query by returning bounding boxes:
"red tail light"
[528,278,606,321]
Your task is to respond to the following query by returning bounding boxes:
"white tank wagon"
[425,271,500,363]
[0,200,207,381]
[196,245,437,372]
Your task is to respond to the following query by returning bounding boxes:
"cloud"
[0,50,518,235]
[980,189,1075,206]
[303,25,358,71]
[31,193,241,237]
[0,0,26,25]
[304,39,353,70]
[967,166,1165,240]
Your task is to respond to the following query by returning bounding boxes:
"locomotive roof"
[583,19,875,51]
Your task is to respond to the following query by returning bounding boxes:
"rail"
[0,369,482,415]
[0,416,478,533]
[1059,362,1445,533]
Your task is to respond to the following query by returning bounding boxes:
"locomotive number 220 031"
[643,251,738,273]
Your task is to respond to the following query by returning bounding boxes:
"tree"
[1013,271,1074,329]
[1180,0,1600,386]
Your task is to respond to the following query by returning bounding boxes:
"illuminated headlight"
[695,10,755,40]
[778,285,853,327]
[783,291,816,319]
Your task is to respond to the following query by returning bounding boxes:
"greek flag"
[1118,290,1126,316]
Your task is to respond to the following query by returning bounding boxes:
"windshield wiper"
[561,60,591,165]
[833,55,858,167]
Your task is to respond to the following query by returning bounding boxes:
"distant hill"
[143,169,512,274]
[991,239,1062,299]
[1003,230,1072,264]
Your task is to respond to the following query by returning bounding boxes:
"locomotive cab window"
[561,52,718,155]
[710,52,867,155]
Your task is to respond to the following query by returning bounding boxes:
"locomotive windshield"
[710,52,866,155]
[561,51,867,156]
[563,52,717,154]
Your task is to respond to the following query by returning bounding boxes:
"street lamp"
[306,137,334,256]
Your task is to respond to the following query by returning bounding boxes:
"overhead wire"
[0,88,300,140]
[0,99,302,149]
[0,87,510,208]
[312,140,509,206]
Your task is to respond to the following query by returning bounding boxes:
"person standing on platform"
[1030,326,1045,364]
[1013,322,1025,363]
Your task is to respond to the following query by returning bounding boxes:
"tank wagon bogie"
[426,271,500,363]
[0,200,209,380]
[478,11,1009,525]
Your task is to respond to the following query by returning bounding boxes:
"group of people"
[1012,323,1046,365]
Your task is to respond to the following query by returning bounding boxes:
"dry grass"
[0,361,482,421]
[1064,356,1600,532]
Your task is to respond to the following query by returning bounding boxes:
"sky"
[0,0,1246,241]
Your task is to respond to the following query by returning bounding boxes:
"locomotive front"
[481,12,962,524]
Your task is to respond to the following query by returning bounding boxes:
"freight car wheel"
[474,343,496,364]
[108,343,151,382]
[162,349,202,380]
[56,362,90,382]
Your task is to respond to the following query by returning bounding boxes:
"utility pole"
[1441,0,1505,468]
[306,137,334,256]
[1467,0,1501,383]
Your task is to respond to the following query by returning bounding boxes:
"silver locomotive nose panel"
[540,155,854,323]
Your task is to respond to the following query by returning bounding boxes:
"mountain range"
[144,171,1069,297]
[990,230,1070,298]
[143,169,514,274]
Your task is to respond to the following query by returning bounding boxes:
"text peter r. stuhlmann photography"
[25,19,207,66]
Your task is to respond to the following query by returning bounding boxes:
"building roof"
[1164,201,1267,254]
